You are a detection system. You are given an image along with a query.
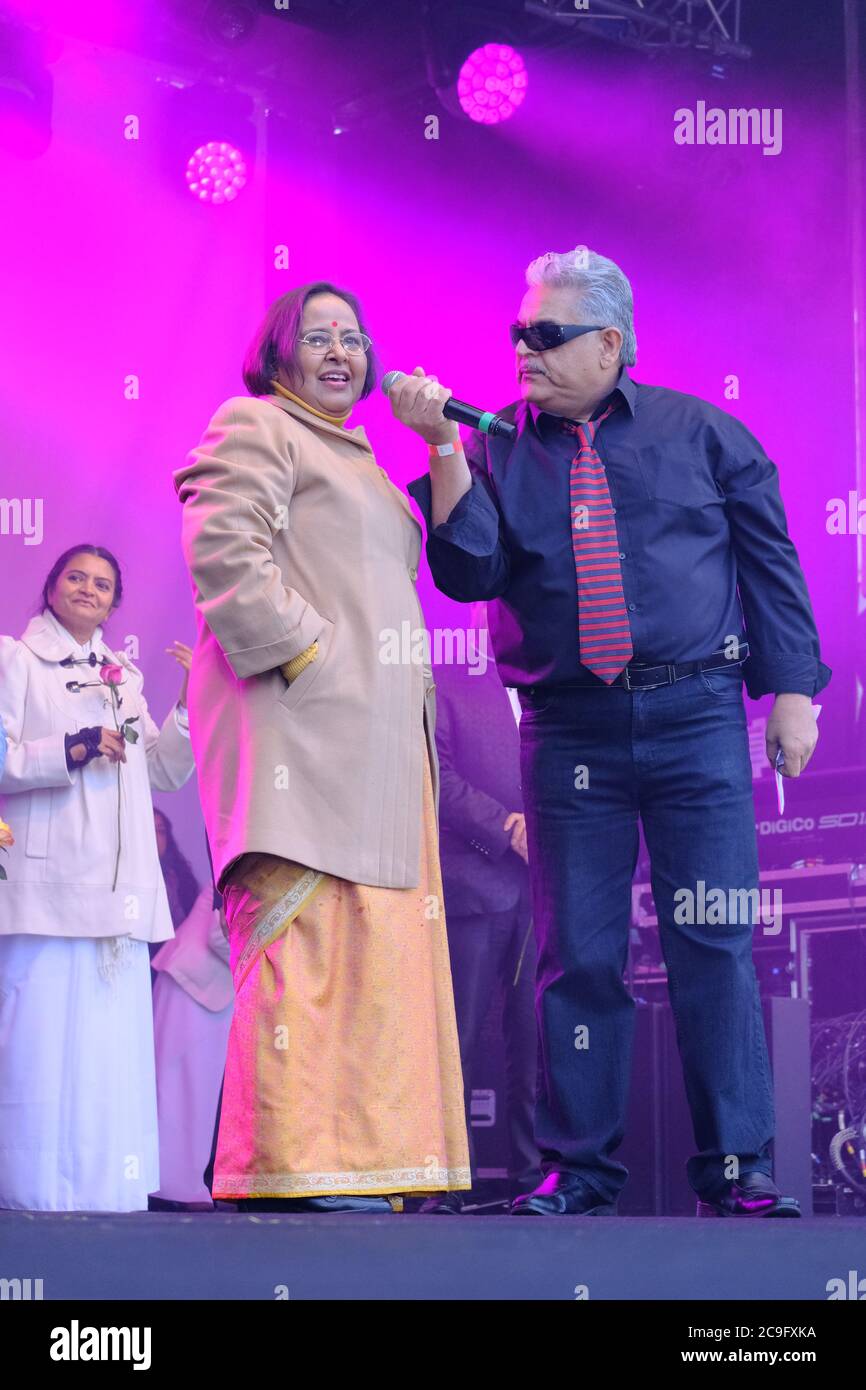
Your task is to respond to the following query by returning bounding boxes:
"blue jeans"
[518,665,775,1203]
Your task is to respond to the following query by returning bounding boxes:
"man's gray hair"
[524,246,637,366]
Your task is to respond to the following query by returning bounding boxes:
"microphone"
[381,370,517,440]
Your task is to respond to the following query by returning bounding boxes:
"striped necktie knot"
[561,402,616,445]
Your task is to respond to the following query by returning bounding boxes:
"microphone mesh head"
[381,370,405,396]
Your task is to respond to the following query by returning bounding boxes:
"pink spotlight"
[457,43,528,125]
[185,141,247,204]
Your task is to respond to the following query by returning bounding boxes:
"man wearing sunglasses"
[396,245,829,1219]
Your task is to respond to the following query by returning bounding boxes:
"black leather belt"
[528,645,749,695]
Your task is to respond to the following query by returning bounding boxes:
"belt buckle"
[623,662,675,692]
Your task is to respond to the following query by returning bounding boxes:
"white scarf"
[46,608,135,984]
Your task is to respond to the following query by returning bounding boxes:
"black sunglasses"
[509,321,606,352]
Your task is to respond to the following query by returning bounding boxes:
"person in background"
[421,602,542,1214]
[174,282,470,1212]
[149,824,233,1212]
[0,544,195,1211]
[150,807,200,978]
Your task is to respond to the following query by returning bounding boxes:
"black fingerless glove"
[65,726,103,771]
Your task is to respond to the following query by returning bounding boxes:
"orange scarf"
[270,378,352,426]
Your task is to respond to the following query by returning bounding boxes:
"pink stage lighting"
[185,141,247,204]
[457,43,528,125]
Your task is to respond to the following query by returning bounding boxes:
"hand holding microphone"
[383,365,516,527]
[383,367,518,443]
[384,367,478,527]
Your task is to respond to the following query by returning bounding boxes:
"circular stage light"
[457,43,527,125]
[185,140,247,204]
[204,0,259,47]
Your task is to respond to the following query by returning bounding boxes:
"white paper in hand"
[775,704,821,814]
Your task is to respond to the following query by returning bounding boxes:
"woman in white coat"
[0,544,195,1211]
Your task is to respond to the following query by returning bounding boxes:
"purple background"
[1,0,860,882]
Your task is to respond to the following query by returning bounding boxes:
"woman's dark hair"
[39,544,123,619]
[242,281,379,399]
[154,809,201,924]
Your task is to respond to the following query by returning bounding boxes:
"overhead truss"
[524,0,751,60]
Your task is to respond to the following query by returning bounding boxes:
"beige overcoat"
[174,391,438,892]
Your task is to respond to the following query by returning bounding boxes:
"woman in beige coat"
[174,282,470,1212]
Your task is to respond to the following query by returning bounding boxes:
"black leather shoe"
[147,1195,214,1212]
[511,1171,618,1216]
[419,1192,464,1214]
[238,1194,397,1213]
[300,1194,399,1213]
[696,1171,802,1218]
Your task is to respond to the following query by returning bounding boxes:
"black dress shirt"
[407,367,831,700]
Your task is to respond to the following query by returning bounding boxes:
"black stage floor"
[2,1211,864,1300]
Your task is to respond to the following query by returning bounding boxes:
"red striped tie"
[563,405,634,684]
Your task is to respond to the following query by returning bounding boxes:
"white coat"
[0,608,195,942]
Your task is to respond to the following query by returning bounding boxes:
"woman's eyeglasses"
[509,321,605,352]
[297,330,371,356]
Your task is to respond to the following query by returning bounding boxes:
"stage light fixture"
[158,80,256,205]
[202,0,259,47]
[185,139,247,203]
[456,42,527,125]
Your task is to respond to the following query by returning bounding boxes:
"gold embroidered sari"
[211,749,471,1200]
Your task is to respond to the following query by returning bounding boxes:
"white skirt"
[0,933,158,1212]
[151,972,232,1204]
